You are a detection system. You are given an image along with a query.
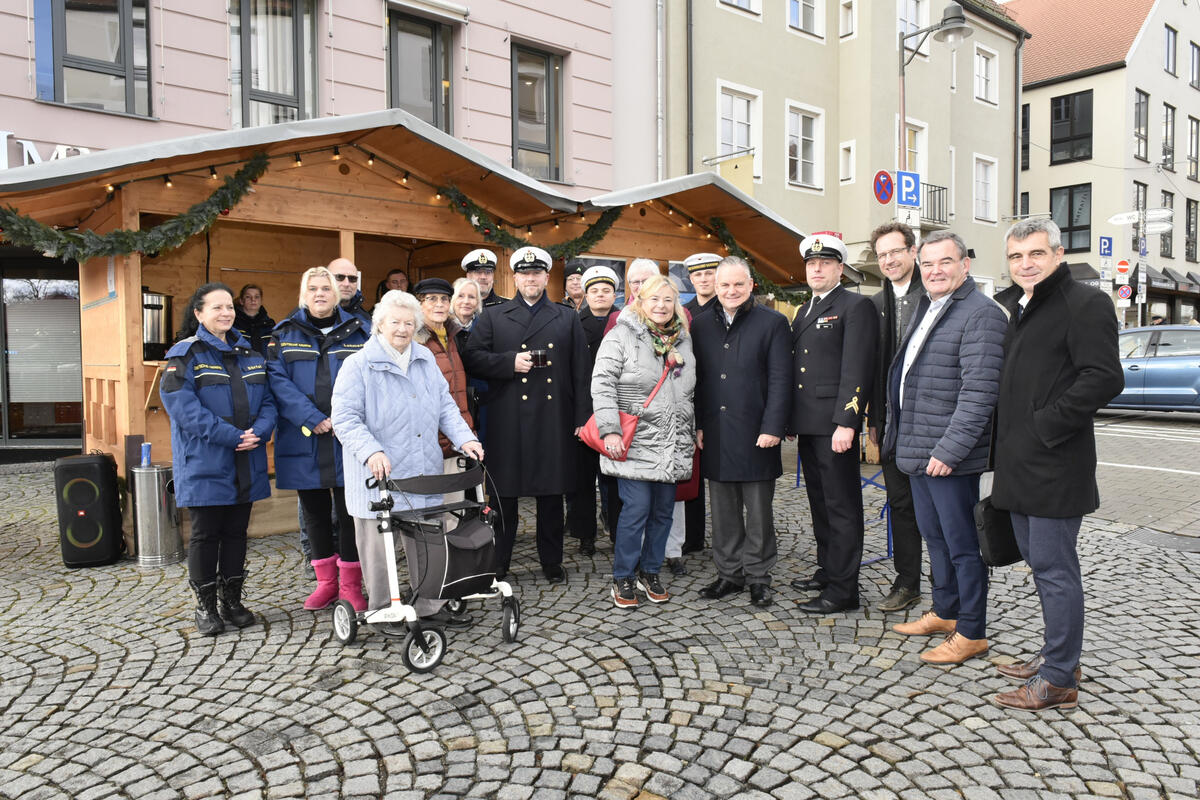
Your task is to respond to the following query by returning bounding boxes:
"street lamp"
[898,2,974,172]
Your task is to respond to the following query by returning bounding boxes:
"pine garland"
[710,216,810,306]
[442,185,623,261]
[0,152,270,262]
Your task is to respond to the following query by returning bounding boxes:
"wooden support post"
[339,229,355,263]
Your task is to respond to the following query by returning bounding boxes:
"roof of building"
[1007,0,1155,87]
[960,0,1024,35]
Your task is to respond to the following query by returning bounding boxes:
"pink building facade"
[0,0,615,200]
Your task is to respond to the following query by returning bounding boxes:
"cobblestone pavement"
[1,451,1198,800]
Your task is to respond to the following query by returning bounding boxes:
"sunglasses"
[332,274,358,283]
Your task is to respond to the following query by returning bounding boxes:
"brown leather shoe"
[991,676,1078,712]
[996,654,1082,685]
[893,609,956,636]
[920,631,989,664]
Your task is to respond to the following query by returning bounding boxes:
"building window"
[787,105,822,189]
[1188,199,1199,262]
[839,140,855,183]
[1134,89,1149,161]
[1019,192,1029,218]
[974,45,998,104]
[1191,42,1199,89]
[1050,184,1091,253]
[38,0,151,115]
[388,12,452,132]
[839,0,855,37]
[1189,116,1199,180]
[904,122,926,176]
[721,0,759,12]
[1049,90,1092,163]
[718,83,763,179]
[973,155,997,222]
[1165,25,1178,75]
[898,0,925,40]
[512,46,563,181]
[1161,191,1174,258]
[230,0,317,127]
[789,0,820,35]
[1163,103,1176,170]
[1133,181,1148,252]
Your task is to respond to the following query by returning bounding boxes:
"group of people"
[161,215,1121,712]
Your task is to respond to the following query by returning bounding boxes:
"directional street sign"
[897,170,921,208]
[873,171,894,205]
[1145,208,1174,222]
[1099,236,1113,257]
[1107,211,1140,225]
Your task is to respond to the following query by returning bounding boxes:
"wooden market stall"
[0,109,813,477]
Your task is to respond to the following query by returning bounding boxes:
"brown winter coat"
[416,318,474,456]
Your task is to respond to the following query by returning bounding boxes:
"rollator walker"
[330,458,519,672]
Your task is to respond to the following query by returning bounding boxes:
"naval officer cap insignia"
[683,252,723,273]
[799,233,849,264]
[461,248,498,271]
[582,265,618,290]
[511,246,553,272]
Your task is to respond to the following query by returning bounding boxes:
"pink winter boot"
[304,555,340,610]
[338,559,368,612]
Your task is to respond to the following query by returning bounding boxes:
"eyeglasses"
[332,274,358,283]
[876,247,912,262]
[420,295,451,305]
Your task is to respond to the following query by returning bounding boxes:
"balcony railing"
[921,182,949,226]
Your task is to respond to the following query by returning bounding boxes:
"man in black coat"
[788,234,878,614]
[330,258,372,327]
[990,219,1123,712]
[462,248,512,307]
[680,252,723,556]
[866,222,925,613]
[692,256,793,607]
[461,246,591,583]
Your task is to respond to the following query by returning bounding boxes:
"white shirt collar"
[892,279,912,297]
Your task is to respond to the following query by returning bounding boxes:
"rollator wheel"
[501,596,520,643]
[332,600,358,646]
[446,598,468,618]
[402,627,447,673]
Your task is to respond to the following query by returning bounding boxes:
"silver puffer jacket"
[590,307,696,483]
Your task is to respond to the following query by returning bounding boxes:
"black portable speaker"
[54,453,124,568]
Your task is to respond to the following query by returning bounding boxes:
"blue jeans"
[909,473,987,640]
[613,479,675,579]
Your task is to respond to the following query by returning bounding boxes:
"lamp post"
[898,2,974,172]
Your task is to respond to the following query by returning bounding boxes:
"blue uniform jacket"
[160,326,276,507]
[267,306,368,490]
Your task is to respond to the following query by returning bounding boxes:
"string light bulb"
[332,146,341,160]
[554,219,560,229]
[401,172,409,184]
[209,166,218,179]
[526,226,532,237]
[435,192,442,200]
[105,184,115,194]
[294,153,302,166]
[163,175,173,188]
[367,153,375,166]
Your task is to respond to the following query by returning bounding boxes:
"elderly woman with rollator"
[332,290,484,624]
[591,274,696,609]
[267,266,369,611]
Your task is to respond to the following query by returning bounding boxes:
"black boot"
[217,574,256,629]
[190,580,225,636]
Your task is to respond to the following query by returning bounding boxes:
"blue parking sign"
[1099,236,1112,257]
[897,171,920,207]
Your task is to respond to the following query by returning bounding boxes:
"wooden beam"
[339,230,355,262]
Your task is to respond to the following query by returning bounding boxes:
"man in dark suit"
[462,248,511,307]
[990,219,1123,711]
[462,246,591,583]
[692,256,793,607]
[866,222,925,613]
[787,234,878,614]
[680,252,722,558]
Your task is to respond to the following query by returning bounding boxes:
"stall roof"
[1066,262,1100,280]
[1141,264,1175,288]
[1188,272,1200,287]
[0,108,578,220]
[588,172,860,284]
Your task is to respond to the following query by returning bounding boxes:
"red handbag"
[580,364,671,461]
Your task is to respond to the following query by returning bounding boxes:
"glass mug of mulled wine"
[528,349,549,367]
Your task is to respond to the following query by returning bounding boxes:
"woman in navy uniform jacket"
[161,282,276,636]
[267,266,369,613]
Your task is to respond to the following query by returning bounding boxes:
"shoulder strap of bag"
[642,363,672,408]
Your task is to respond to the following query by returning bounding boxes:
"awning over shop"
[1188,271,1200,288]
[1066,262,1100,281]
[1141,264,1176,290]
[1163,268,1199,293]
[587,172,862,285]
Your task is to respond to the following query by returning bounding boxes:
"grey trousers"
[353,515,446,617]
[708,479,778,585]
[1011,512,1084,688]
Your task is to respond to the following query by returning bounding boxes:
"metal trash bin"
[131,464,184,567]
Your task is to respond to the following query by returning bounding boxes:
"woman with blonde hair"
[591,273,696,609]
[267,266,370,612]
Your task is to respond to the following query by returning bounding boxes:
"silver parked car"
[1109,324,1200,411]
